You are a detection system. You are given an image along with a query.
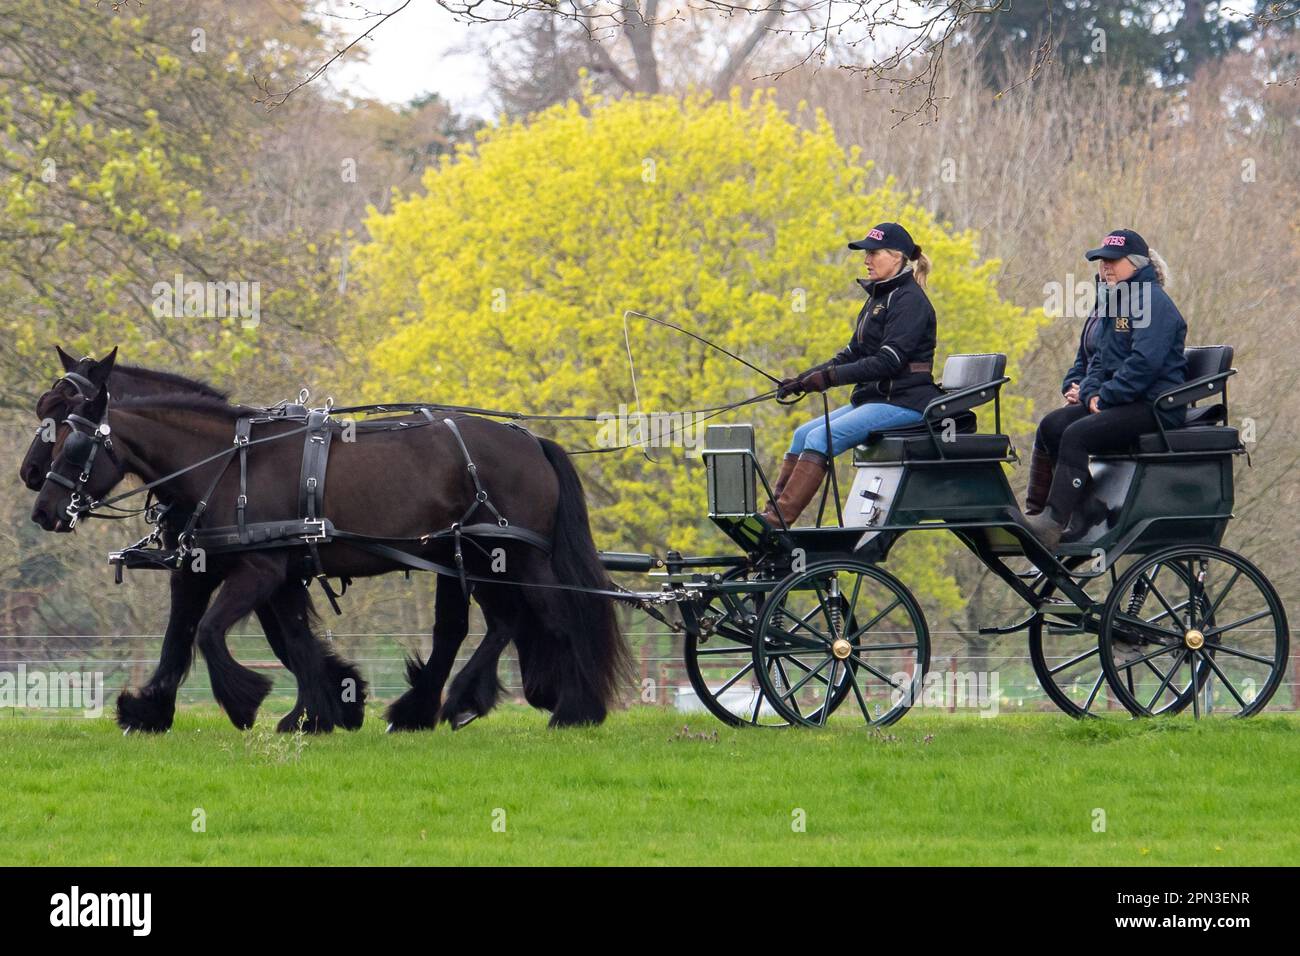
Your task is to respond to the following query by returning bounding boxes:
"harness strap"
[234,417,251,545]
[298,409,334,521]
[294,408,338,609]
[444,417,508,527]
[177,447,238,547]
[62,372,97,398]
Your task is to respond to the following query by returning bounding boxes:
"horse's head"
[19,345,117,491]
[30,373,126,533]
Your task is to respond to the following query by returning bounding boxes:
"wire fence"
[3,628,1297,716]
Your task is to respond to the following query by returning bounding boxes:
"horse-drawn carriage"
[609,348,1289,726]
[25,345,1289,731]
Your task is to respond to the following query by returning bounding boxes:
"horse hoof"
[451,711,478,730]
[122,728,132,737]
[386,723,394,734]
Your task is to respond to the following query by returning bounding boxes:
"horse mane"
[114,362,230,401]
[115,393,253,420]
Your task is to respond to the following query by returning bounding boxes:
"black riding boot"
[1023,445,1054,516]
[1023,464,1091,552]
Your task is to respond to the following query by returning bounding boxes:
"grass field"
[2,706,1298,866]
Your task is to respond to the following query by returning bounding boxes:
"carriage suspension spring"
[1126,579,1150,616]
[828,576,842,639]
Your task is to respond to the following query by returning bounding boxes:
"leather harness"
[106,403,554,614]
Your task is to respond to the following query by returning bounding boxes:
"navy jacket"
[1078,263,1187,425]
[824,267,942,413]
[1061,307,1102,394]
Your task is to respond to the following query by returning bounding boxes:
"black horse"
[30,352,631,728]
[19,347,366,733]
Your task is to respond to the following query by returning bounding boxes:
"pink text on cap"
[1103,235,1127,246]
[868,228,885,240]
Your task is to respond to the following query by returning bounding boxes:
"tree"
[476,4,792,116]
[962,0,1261,87]
[348,85,1047,614]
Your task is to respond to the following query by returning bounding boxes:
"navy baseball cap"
[849,222,917,259]
[1084,228,1149,261]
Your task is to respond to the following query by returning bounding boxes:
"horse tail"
[536,436,632,719]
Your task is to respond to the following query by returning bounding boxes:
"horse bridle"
[42,407,119,528]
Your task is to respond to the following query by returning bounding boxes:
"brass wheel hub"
[1184,628,1205,650]
[831,638,852,660]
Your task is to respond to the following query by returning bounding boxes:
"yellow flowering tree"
[351,85,1047,614]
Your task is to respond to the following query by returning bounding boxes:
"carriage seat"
[853,353,1011,463]
[857,432,1012,462]
[1122,345,1241,457]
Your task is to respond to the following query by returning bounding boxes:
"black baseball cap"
[1084,228,1149,261]
[848,222,918,259]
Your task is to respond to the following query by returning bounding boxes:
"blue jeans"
[787,402,924,458]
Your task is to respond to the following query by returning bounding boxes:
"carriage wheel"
[1029,561,1212,719]
[753,560,930,728]
[1099,545,1289,718]
[683,569,854,727]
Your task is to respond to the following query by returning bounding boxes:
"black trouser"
[1034,402,1157,523]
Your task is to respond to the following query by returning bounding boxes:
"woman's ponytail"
[1148,248,1170,287]
[912,247,931,287]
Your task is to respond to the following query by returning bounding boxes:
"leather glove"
[798,366,836,393]
[776,376,805,398]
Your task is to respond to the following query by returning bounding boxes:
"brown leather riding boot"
[1023,445,1054,516]
[767,453,800,504]
[760,452,828,527]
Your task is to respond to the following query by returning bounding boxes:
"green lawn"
[2,706,1297,866]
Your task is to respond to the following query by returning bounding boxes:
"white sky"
[320,0,497,118]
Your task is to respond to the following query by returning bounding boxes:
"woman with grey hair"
[1022,229,1187,551]
[1024,242,1172,516]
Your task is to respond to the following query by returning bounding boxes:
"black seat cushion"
[856,433,1011,462]
[1134,426,1240,454]
[940,353,1007,391]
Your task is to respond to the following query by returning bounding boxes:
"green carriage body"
[666,347,1286,727]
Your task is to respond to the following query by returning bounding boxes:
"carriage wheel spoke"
[774,606,831,646]
[712,661,754,697]
[782,656,830,698]
[846,572,865,620]
[1142,649,1186,712]
[819,661,839,726]
[1048,644,1100,677]
[1198,650,1249,710]
[1138,571,1187,632]
[812,584,843,640]
[1147,598,1192,627]
[1184,560,1206,630]
[694,643,756,656]
[850,641,919,653]
[1113,641,1179,673]
[844,597,903,644]
[1203,609,1274,640]
[850,654,906,689]
[767,646,832,662]
[845,665,873,722]
[782,654,838,689]
[1112,612,1182,642]
[1189,650,1201,719]
[1201,640,1275,667]
[1202,568,1243,625]
[1081,672,1105,712]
